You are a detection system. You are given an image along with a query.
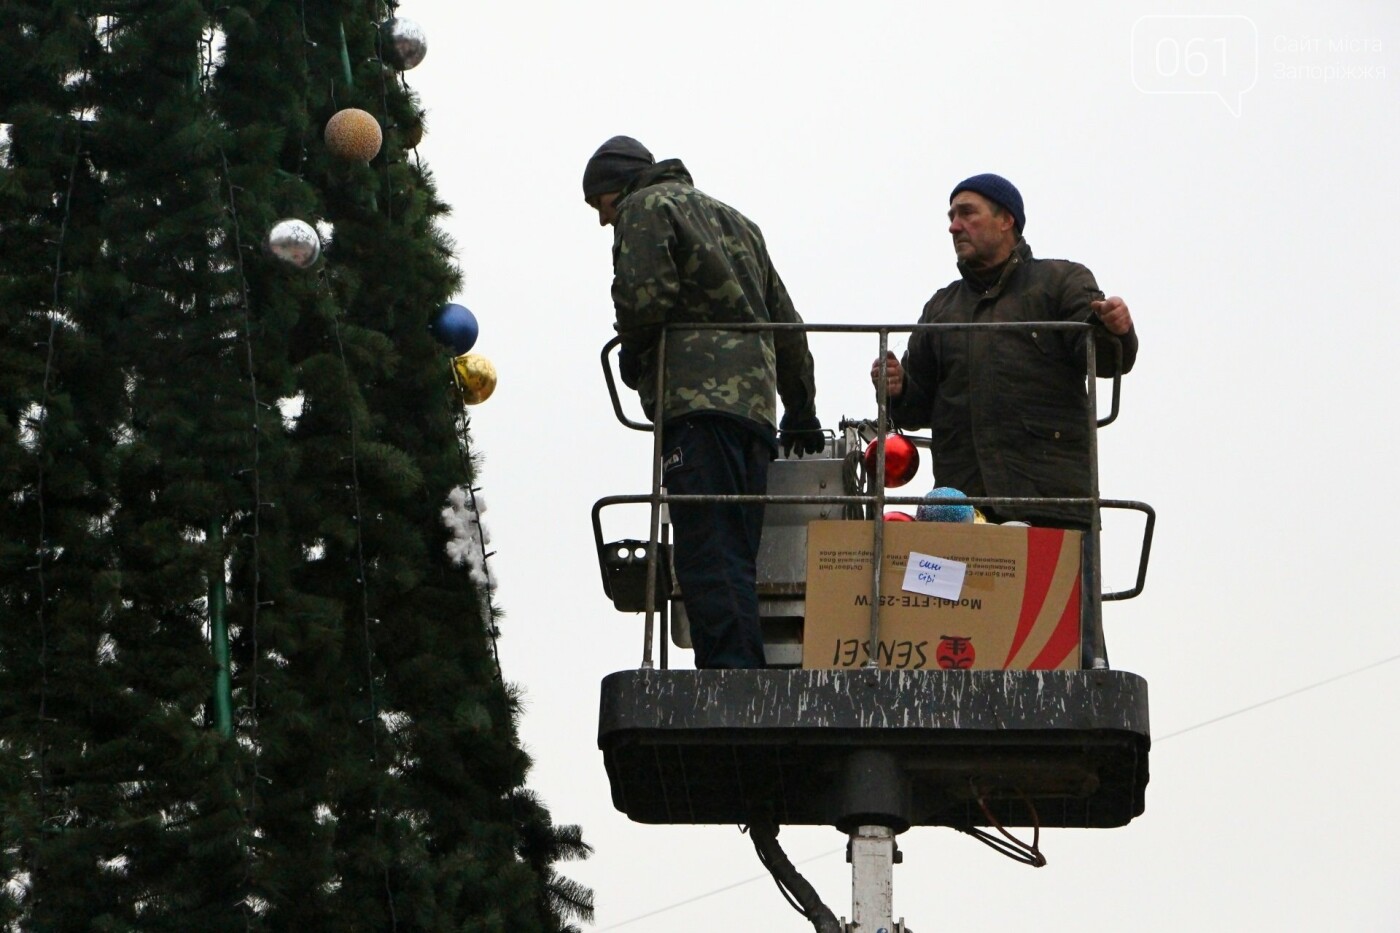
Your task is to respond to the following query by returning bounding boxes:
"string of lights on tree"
[261,11,503,682]
[208,6,505,911]
[3,4,592,927]
[235,5,505,920]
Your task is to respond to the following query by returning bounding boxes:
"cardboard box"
[802,521,1082,671]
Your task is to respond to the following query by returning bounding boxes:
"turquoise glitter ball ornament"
[916,486,974,523]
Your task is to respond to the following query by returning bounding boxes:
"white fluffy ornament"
[441,486,495,591]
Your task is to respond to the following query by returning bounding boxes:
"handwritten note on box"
[901,550,967,601]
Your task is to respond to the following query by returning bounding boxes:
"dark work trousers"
[661,414,772,669]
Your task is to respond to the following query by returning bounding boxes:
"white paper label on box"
[901,551,967,601]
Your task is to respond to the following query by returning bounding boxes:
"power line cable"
[1153,651,1400,742]
[591,651,1400,929]
[594,845,844,931]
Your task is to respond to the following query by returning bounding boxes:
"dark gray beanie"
[582,136,655,199]
[950,173,1026,233]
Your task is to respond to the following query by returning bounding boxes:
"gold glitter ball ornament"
[324,108,383,161]
[452,353,497,405]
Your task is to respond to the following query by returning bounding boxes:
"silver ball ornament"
[263,219,321,270]
[379,18,427,70]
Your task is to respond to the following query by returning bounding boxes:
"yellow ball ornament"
[324,108,383,161]
[453,353,497,405]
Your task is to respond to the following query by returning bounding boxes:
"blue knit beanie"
[950,173,1025,233]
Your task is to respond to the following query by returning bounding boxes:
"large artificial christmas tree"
[0,3,591,929]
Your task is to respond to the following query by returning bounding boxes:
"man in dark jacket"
[584,135,822,669]
[870,173,1137,528]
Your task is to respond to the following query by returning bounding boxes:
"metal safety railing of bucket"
[592,321,1155,670]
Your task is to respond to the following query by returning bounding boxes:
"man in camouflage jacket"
[871,173,1138,529]
[584,136,821,669]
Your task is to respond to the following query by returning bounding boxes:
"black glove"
[779,411,824,458]
[618,346,640,389]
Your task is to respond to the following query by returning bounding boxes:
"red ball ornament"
[863,434,920,488]
[883,511,915,521]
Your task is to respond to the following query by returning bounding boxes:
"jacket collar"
[619,158,693,201]
[958,238,1033,294]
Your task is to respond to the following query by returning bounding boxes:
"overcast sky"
[406,2,1398,929]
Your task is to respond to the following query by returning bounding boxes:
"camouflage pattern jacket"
[889,239,1138,527]
[610,160,817,432]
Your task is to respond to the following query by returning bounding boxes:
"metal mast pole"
[849,825,896,931]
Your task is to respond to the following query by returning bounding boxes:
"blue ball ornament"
[916,486,974,523]
[432,303,479,354]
